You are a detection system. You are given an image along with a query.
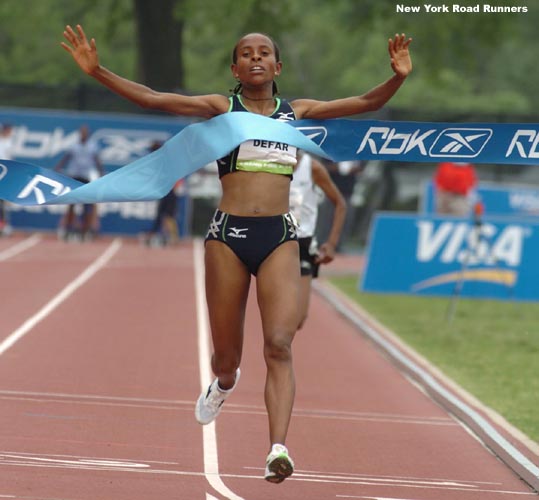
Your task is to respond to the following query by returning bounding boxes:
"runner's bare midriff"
[219,171,291,216]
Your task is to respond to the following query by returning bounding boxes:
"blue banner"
[0,106,189,172]
[0,107,193,235]
[5,200,190,237]
[421,179,539,218]
[2,111,539,209]
[0,112,329,206]
[361,213,539,301]
[294,119,539,164]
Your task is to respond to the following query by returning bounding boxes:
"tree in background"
[0,0,537,116]
[133,0,184,90]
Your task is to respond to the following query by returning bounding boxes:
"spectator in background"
[144,141,181,247]
[320,160,363,251]
[55,124,103,241]
[289,151,346,329]
[434,161,477,216]
[0,124,14,236]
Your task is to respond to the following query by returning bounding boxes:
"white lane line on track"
[0,457,534,496]
[339,497,420,500]
[0,450,177,466]
[0,234,41,262]
[243,467,501,487]
[0,449,534,496]
[0,389,456,426]
[0,238,122,357]
[193,238,245,500]
[335,488,536,497]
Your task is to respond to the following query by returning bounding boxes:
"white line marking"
[0,239,122,357]
[338,497,421,500]
[0,388,455,425]
[194,238,245,500]
[243,467,497,487]
[0,455,535,495]
[0,389,193,405]
[1,453,149,468]
[292,468,500,485]
[0,234,41,262]
[335,490,536,498]
[0,450,177,466]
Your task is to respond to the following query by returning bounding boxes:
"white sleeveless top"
[289,154,320,238]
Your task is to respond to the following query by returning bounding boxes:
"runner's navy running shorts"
[205,209,298,275]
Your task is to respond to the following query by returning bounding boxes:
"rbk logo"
[92,129,172,165]
[429,128,493,158]
[17,174,72,205]
[295,127,328,146]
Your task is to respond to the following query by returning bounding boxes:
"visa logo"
[416,221,529,267]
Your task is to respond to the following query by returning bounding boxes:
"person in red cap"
[434,161,478,216]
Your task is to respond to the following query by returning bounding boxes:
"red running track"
[0,233,537,499]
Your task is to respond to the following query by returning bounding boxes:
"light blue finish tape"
[0,112,329,206]
[2,112,539,206]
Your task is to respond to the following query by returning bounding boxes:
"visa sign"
[416,221,529,267]
[361,214,539,300]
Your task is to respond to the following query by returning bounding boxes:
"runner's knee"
[211,353,240,377]
[264,334,293,364]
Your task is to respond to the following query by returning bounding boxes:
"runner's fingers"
[60,42,73,54]
[63,26,77,46]
[76,24,88,44]
[63,25,89,49]
[388,37,395,55]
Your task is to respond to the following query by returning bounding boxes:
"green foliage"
[330,275,539,442]
[180,0,301,93]
[0,0,135,84]
[0,0,538,115]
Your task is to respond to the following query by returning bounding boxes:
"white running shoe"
[264,444,294,483]
[195,368,240,425]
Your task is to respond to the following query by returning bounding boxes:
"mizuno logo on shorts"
[228,227,248,239]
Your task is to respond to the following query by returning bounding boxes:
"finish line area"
[0,232,536,499]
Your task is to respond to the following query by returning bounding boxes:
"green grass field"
[329,275,539,444]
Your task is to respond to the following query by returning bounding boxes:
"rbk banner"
[295,119,539,164]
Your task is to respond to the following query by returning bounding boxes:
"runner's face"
[231,34,281,87]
